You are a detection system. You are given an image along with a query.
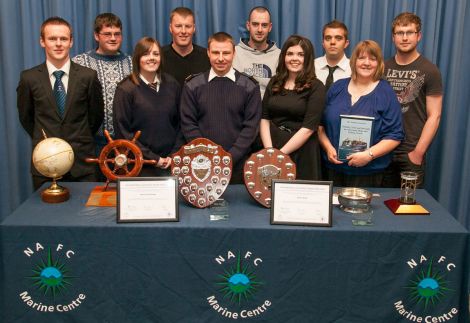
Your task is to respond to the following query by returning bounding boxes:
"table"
[1,183,468,322]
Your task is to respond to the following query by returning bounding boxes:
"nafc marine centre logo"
[207,250,272,320]
[394,255,460,322]
[19,242,87,313]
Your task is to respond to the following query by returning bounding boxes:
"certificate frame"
[117,177,179,223]
[270,180,332,227]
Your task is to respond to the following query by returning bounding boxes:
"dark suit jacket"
[17,61,104,178]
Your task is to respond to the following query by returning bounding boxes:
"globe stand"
[32,130,74,204]
[41,178,70,203]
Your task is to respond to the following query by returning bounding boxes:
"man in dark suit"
[17,17,104,190]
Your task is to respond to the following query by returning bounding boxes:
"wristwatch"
[368,148,374,159]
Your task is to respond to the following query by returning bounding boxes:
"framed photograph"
[338,115,374,161]
[117,177,179,223]
[270,180,332,227]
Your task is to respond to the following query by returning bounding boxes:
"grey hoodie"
[233,38,281,98]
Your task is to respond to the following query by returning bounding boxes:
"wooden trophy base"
[384,198,430,215]
[86,185,117,207]
[41,182,70,203]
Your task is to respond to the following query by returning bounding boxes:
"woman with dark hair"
[260,35,326,179]
[318,40,404,187]
[113,37,182,176]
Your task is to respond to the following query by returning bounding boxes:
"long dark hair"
[130,37,162,85]
[271,34,316,94]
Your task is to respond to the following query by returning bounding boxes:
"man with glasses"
[314,20,351,92]
[162,7,210,86]
[73,13,132,153]
[233,6,280,98]
[383,12,443,188]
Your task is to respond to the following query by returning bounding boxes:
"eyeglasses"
[98,32,122,38]
[394,31,418,37]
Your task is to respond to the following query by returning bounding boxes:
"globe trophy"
[243,148,296,208]
[32,131,74,203]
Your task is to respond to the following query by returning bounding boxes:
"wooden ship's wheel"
[86,130,157,189]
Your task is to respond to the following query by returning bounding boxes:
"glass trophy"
[209,199,229,221]
[384,171,429,215]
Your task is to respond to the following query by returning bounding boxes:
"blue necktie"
[53,70,66,118]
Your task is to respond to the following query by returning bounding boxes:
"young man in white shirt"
[314,20,351,91]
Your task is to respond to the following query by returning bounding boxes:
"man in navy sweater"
[180,32,262,184]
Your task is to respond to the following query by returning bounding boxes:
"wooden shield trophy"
[244,148,296,207]
[171,138,232,208]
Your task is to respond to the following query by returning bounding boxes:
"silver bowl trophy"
[384,171,429,215]
[337,187,374,225]
[32,130,74,203]
[171,138,232,208]
[243,148,296,208]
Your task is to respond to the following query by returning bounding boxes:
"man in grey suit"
[17,17,104,190]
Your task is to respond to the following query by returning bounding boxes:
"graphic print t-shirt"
[384,55,442,153]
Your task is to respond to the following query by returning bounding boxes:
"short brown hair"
[248,6,271,22]
[207,32,235,49]
[170,7,195,23]
[130,37,162,85]
[94,13,122,33]
[350,40,384,81]
[322,20,348,40]
[391,12,421,33]
[40,17,72,39]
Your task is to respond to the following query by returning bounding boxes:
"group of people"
[17,7,442,191]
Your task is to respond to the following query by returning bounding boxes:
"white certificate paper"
[117,178,178,222]
[271,181,332,226]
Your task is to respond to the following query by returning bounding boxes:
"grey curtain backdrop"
[1,0,469,228]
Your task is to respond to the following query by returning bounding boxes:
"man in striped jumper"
[73,13,132,154]
[180,32,262,184]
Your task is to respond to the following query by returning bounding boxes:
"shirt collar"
[46,59,71,76]
[208,67,236,82]
[319,54,349,71]
[139,74,161,85]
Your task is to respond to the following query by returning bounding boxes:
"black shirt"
[161,43,211,86]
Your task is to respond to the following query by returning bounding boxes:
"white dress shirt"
[208,67,236,82]
[46,60,71,92]
[314,54,351,85]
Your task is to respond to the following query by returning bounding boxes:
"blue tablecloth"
[1,183,468,322]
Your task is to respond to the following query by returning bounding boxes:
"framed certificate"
[338,115,374,161]
[117,177,179,223]
[270,180,332,227]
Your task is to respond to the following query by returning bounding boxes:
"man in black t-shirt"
[383,12,443,188]
[161,7,210,85]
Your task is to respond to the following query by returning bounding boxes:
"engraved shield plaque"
[243,148,296,208]
[172,138,232,208]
